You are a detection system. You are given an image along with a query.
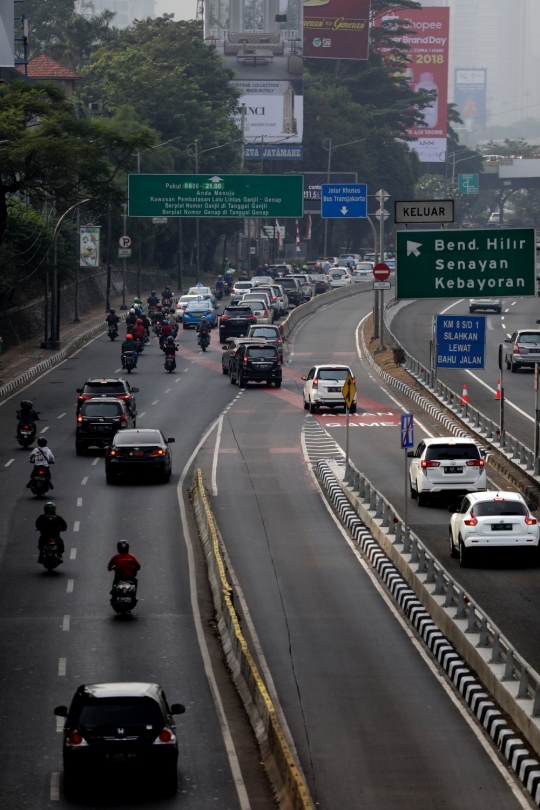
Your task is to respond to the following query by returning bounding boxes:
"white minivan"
[408,437,486,506]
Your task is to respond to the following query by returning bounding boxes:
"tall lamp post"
[322,137,365,256]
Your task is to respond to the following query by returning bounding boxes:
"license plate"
[20,430,32,435]
[193,311,202,316]
[327,387,341,393]
[92,425,108,431]
[444,466,463,473]
[117,596,133,602]
[131,451,144,457]
[491,523,512,531]
[257,364,271,369]
[106,752,137,762]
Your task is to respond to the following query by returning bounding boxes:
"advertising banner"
[455,69,487,135]
[205,0,303,145]
[80,227,101,268]
[377,7,450,163]
[0,0,14,67]
[303,0,371,60]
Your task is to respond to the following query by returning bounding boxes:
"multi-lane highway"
[0,290,534,809]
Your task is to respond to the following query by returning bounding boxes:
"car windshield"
[186,301,210,310]
[84,382,125,394]
[115,431,162,446]
[426,444,480,460]
[356,263,373,270]
[247,347,277,358]
[518,333,540,344]
[179,296,196,304]
[235,282,252,290]
[474,501,527,517]
[318,368,349,381]
[82,403,122,417]
[243,300,265,309]
[251,328,278,338]
[79,698,163,729]
[225,307,253,316]
[280,279,297,287]
[311,274,326,280]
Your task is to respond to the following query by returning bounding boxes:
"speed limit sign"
[119,235,132,249]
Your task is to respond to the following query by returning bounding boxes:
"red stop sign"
[373,262,390,281]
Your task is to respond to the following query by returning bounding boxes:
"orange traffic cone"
[461,383,469,404]
[495,379,501,401]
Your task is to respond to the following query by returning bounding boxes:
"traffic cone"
[495,379,501,401]
[461,383,469,404]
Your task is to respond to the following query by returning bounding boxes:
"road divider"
[191,469,313,810]
[281,281,374,342]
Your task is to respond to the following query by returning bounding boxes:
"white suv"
[302,365,356,414]
[408,437,486,506]
[449,491,539,567]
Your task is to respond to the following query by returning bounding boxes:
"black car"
[77,378,138,417]
[54,682,185,800]
[105,428,175,484]
[278,277,302,306]
[75,397,135,454]
[246,325,284,357]
[221,337,260,375]
[219,305,257,342]
[311,273,330,294]
[230,343,282,387]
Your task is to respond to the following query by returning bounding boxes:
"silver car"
[504,329,540,372]
[469,297,502,314]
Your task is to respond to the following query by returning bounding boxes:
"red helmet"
[156,303,162,309]
[136,318,143,324]
[126,333,133,340]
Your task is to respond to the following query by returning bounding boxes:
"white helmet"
[129,307,136,314]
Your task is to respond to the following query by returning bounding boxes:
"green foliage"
[43,9,117,71]
[20,0,76,56]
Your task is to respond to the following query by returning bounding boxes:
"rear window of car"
[84,382,125,394]
[356,263,373,271]
[235,282,253,290]
[82,402,122,417]
[280,279,298,287]
[250,328,278,338]
[247,347,278,358]
[425,443,480,461]
[243,300,265,309]
[518,332,540,344]
[317,368,349,381]
[186,301,211,310]
[224,307,253,316]
[311,274,326,281]
[474,500,527,517]
[79,698,163,728]
[115,431,162,445]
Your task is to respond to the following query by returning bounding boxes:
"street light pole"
[195,139,200,282]
[121,203,127,310]
[137,151,142,298]
[322,137,365,256]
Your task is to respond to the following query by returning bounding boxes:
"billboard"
[80,227,101,268]
[204,0,303,145]
[303,0,371,60]
[377,7,450,163]
[0,0,14,67]
[455,69,487,135]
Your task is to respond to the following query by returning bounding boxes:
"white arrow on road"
[407,240,422,257]
[340,206,349,215]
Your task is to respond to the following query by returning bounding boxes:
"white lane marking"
[58,658,67,676]
[505,308,510,313]
[62,615,70,631]
[176,419,251,810]
[183,368,189,373]
[486,317,494,331]
[73,521,80,532]
[76,497,82,507]
[115,368,122,372]
[165,388,171,394]
[57,413,66,419]
[175,377,181,382]
[4,459,14,468]
[66,580,74,593]
[465,370,534,423]
[91,457,100,465]
[300,433,532,810]
[440,299,464,315]
[511,301,517,306]
[70,548,77,560]
[40,426,49,434]
[50,772,60,800]
[138,412,146,418]
[81,476,88,485]
[151,400,159,405]
[211,415,224,496]
[56,716,64,732]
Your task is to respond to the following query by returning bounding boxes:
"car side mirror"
[131,387,139,393]
[480,448,487,457]
[167,438,175,444]
[222,345,228,350]
[447,505,457,513]
[170,703,185,715]
[407,451,414,458]
[301,375,307,381]
[504,338,511,343]
[54,706,68,717]
[76,388,82,394]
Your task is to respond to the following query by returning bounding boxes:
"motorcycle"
[164,355,176,373]
[198,331,210,352]
[30,467,52,497]
[108,326,118,341]
[223,281,232,296]
[152,320,162,336]
[215,287,223,301]
[134,338,145,355]
[17,422,36,448]
[148,305,156,319]
[41,538,63,572]
[111,579,138,614]
[122,351,136,374]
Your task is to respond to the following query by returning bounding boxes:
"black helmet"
[117,540,129,554]
[151,290,156,295]
[110,308,116,314]
[37,437,47,447]
[20,400,32,409]
[167,336,174,344]
[44,502,56,514]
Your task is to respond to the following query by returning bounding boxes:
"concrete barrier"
[280,281,373,341]
[191,470,314,810]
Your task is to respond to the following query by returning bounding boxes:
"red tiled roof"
[16,54,82,81]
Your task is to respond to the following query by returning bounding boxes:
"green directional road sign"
[128,174,304,218]
[396,228,535,299]
[458,173,479,194]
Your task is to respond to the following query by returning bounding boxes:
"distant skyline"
[155,0,197,18]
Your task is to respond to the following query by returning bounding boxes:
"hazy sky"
[155,0,197,19]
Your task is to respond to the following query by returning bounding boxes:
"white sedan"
[176,294,202,318]
[449,491,539,567]
[328,267,353,288]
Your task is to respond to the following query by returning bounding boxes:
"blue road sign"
[321,183,367,219]
[435,314,486,369]
[458,173,479,194]
[401,414,414,449]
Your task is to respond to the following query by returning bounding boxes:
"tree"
[0,81,154,245]
[44,9,117,71]
[20,0,76,56]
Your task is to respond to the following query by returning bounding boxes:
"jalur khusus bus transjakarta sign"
[128,174,304,218]
[396,229,535,298]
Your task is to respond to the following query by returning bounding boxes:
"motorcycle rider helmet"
[218,274,223,279]
[200,316,207,322]
[126,333,133,340]
[134,297,140,304]
[110,308,116,314]
[163,319,169,325]
[44,502,56,515]
[136,318,143,324]
[129,307,136,314]
[20,399,32,409]
[37,437,48,447]
[156,303,162,309]
[151,290,156,295]
[117,540,129,553]
[167,336,175,345]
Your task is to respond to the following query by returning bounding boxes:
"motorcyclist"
[162,336,178,368]
[27,437,55,489]
[17,400,40,433]
[147,290,160,307]
[161,285,173,302]
[152,303,164,326]
[215,275,224,292]
[132,318,146,343]
[106,308,120,329]
[159,318,172,347]
[126,307,138,331]
[167,309,178,336]
[223,269,233,290]
[108,540,141,588]
[140,312,151,338]
[36,502,66,563]
[121,334,138,368]
[196,316,211,345]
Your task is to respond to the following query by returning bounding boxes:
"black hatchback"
[54,682,185,800]
[105,428,175,483]
[75,397,134,454]
[230,343,282,387]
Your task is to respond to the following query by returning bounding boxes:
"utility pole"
[105,203,112,312]
[323,137,332,256]
[373,189,390,349]
[137,151,142,298]
[121,203,127,310]
[74,203,81,322]
[194,139,200,282]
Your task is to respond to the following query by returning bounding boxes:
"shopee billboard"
[376,7,450,162]
[303,0,371,60]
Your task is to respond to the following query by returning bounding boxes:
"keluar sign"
[303,0,371,60]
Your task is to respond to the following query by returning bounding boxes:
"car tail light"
[150,449,165,457]
[264,310,269,318]
[312,378,318,388]
[248,316,257,322]
[244,355,249,363]
[220,316,230,322]
[117,394,130,399]
[69,729,84,746]
[466,459,484,466]
[78,394,92,402]
[119,414,127,424]
[158,728,173,743]
[525,512,537,525]
[277,337,282,343]
[513,344,520,354]
[24,425,29,429]
[421,460,440,468]
[109,449,123,457]
[77,415,83,423]
[464,511,478,526]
